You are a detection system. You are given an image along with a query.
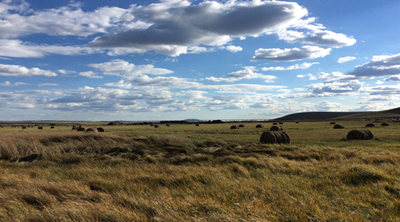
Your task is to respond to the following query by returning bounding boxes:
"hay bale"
[166,124,170,126]
[77,127,85,132]
[154,125,159,128]
[296,122,299,124]
[97,127,105,132]
[22,126,26,129]
[273,123,278,125]
[195,123,200,126]
[260,131,290,144]
[270,125,283,131]
[381,123,389,126]
[51,126,55,129]
[86,128,98,133]
[239,124,245,128]
[279,122,283,125]
[330,122,336,124]
[230,125,239,129]
[333,124,345,129]
[255,124,264,128]
[38,126,43,130]
[365,123,375,127]
[347,130,373,140]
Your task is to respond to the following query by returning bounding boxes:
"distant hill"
[274,107,400,121]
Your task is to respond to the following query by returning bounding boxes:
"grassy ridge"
[1,121,400,221]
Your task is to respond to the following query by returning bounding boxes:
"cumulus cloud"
[0,81,27,86]
[278,30,356,48]
[225,45,243,53]
[0,64,57,77]
[385,74,400,82]
[348,53,400,78]
[0,39,100,58]
[315,71,355,82]
[78,71,102,79]
[262,62,318,71]
[251,46,331,61]
[361,84,400,96]
[204,67,276,82]
[249,97,277,108]
[307,80,363,96]
[38,83,59,87]
[89,59,173,77]
[338,56,356,63]
[314,100,341,111]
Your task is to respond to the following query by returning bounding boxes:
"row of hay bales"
[332,122,390,129]
[72,125,105,133]
[259,129,374,144]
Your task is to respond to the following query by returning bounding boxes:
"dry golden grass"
[0,121,400,221]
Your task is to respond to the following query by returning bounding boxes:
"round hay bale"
[22,126,26,129]
[365,123,375,127]
[347,130,373,140]
[260,131,290,144]
[381,122,389,126]
[154,125,159,128]
[86,128,98,133]
[333,124,345,129]
[51,126,55,129]
[239,124,245,128]
[97,127,105,132]
[166,124,170,126]
[270,125,283,131]
[195,123,200,126]
[230,125,239,129]
[255,124,264,128]
[38,126,43,129]
[279,122,283,125]
[330,122,336,125]
[296,122,299,124]
[273,123,278,125]
[77,127,85,132]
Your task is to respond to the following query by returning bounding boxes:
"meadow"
[0,120,400,221]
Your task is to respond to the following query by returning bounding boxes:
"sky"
[1,0,400,121]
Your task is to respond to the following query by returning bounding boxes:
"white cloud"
[279,30,356,48]
[89,59,173,77]
[338,56,356,63]
[348,53,400,78]
[385,74,400,82]
[0,81,27,86]
[251,46,331,61]
[225,45,243,53]
[262,62,318,71]
[0,64,57,77]
[78,71,102,79]
[314,100,341,111]
[204,67,276,82]
[315,71,355,82]
[58,69,76,75]
[38,83,60,87]
[307,80,363,96]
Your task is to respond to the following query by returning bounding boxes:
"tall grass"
[0,121,400,221]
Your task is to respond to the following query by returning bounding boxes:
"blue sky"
[1,0,400,121]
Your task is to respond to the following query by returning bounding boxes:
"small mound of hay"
[260,131,290,144]
[230,125,239,129]
[381,123,389,126]
[330,122,336,124]
[85,128,98,133]
[270,125,283,131]
[97,127,105,132]
[365,123,375,127]
[255,124,264,128]
[77,127,85,132]
[347,130,373,140]
[239,124,245,127]
[333,124,345,129]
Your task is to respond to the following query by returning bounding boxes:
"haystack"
[195,123,200,126]
[270,125,283,131]
[330,122,336,124]
[347,130,373,140]
[239,124,245,127]
[22,126,26,129]
[77,127,85,132]
[273,123,278,125]
[230,125,239,129]
[381,122,389,126]
[166,124,170,126]
[365,123,375,127]
[38,126,43,129]
[333,124,345,129]
[279,122,283,125]
[86,128,98,133]
[154,125,159,128]
[97,127,105,132]
[296,122,299,124]
[260,131,290,144]
[255,124,264,128]
[51,126,55,129]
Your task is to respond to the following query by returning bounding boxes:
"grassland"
[1,120,400,221]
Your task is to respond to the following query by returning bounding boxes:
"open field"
[1,120,400,221]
